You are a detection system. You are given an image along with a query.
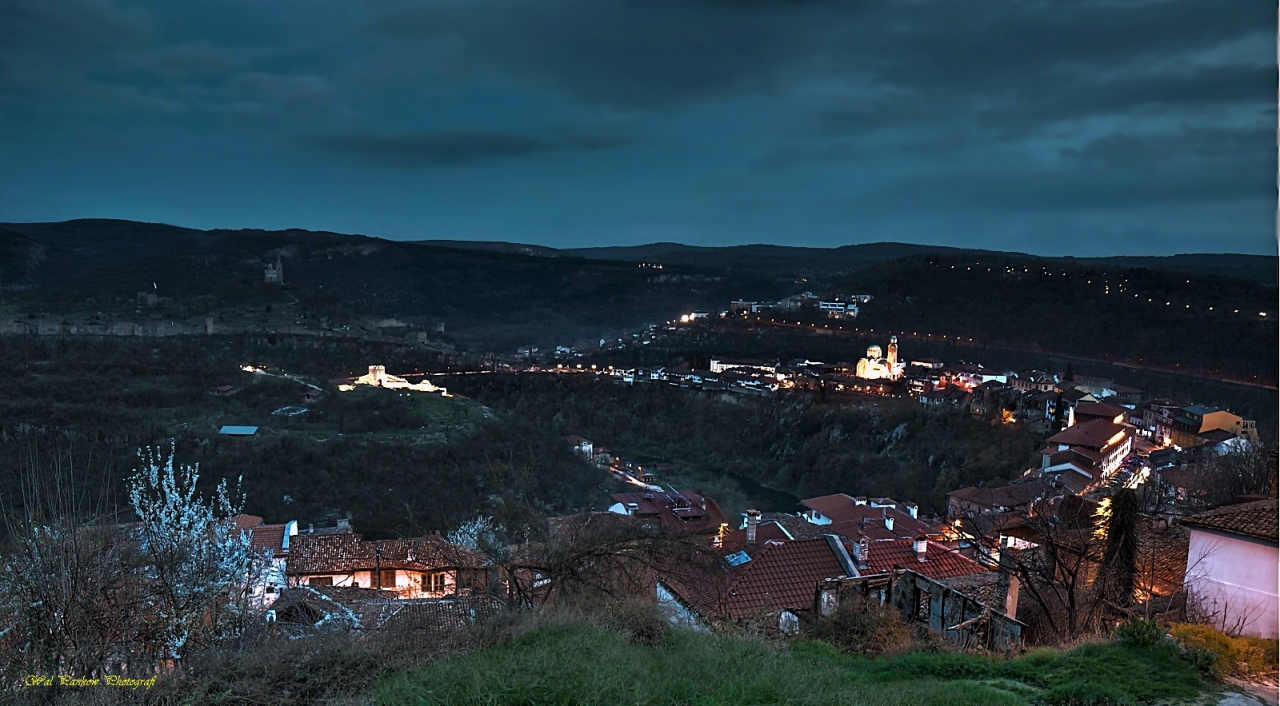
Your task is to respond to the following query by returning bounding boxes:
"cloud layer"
[0,0,1274,254]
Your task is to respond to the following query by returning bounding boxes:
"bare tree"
[1151,442,1279,514]
[956,495,1111,643]
[1211,442,1278,500]
[0,439,146,685]
[455,510,711,611]
[0,442,270,689]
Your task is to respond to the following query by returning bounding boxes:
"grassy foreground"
[376,624,1205,706]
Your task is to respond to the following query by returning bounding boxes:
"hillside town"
[4,0,1277,700]
[232,342,1273,649]
[184,310,1274,660]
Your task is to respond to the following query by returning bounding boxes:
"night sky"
[2,0,1275,255]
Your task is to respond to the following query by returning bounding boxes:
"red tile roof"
[231,514,293,556]
[718,538,849,619]
[1182,499,1279,544]
[662,537,850,620]
[286,534,482,576]
[720,522,793,549]
[1073,402,1127,422]
[249,524,288,555]
[857,538,988,580]
[1058,387,1090,403]
[1048,418,1127,450]
[232,514,264,532]
[800,495,941,538]
[610,490,728,534]
[947,482,1057,512]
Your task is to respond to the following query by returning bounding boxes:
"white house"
[1181,499,1278,639]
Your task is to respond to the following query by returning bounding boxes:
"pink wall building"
[1182,499,1278,639]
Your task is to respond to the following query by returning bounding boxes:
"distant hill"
[0,220,791,350]
[415,239,1278,283]
[559,243,1277,285]
[1068,254,1277,285]
[2,220,1275,378]
[837,253,1278,386]
[563,242,972,276]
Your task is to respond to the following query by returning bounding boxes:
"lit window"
[423,572,447,593]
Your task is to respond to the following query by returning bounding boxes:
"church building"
[855,336,905,381]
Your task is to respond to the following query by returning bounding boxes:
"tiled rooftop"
[947,482,1056,510]
[1182,499,1278,544]
[249,524,288,555]
[854,538,988,580]
[1047,418,1126,450]
[1073,402,1127,421]
[800,494,939,538]
[662,537,850,620]
[610,490,729,533]
[286,533,482,575]
[718,538,849,619]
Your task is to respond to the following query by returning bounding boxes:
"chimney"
[336,518,349,530]
[307,523,314,535]
[745,509,760,544]
[282,520,298,551]
[883,510,894,533]
[854,535,870,571]
[913,534,928,562]
[904,502,918,519]
[994,547,1021,620]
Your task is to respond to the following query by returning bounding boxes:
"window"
[423,572,447,593]
[916,590,931,620]
[309,576,333,586]
[379,569,396,589]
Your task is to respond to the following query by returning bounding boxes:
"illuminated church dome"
[855,338,905,381]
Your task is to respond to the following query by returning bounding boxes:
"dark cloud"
[0,0,1274,254]
[304,129,629,167]
[866,123,1276,212]
[372,0,830,108]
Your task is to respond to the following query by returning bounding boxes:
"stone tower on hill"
[264,255,284,284]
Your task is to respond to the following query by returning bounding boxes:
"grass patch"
[377,623,1204,706]
[1169,623,1279,678]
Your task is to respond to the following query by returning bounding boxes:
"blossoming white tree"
[128,445,266,661]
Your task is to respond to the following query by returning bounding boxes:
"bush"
[1169,623,1279,678]
[1182,646,1220,677]
[1114,618,1163,648]
[1038,681,1134,706]
[805,595,913,655]
[597,601,672,647]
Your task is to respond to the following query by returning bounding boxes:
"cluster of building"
[595,489,1011,640]
[566,435,670,486]
[228,447,1275,645]
[730,292,872,319]
[235,481,1003,642]
[940,481,1277,639]
[609,359,783,397]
